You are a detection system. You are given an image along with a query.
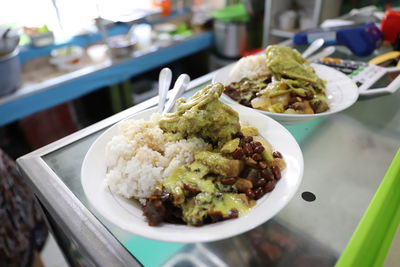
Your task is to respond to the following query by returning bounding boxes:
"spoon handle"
[302,38,324,59]
[158,68,172,113]
[163,74,190,114]
[307,46,336,62]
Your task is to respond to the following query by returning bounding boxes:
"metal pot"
[107,34,137,58]
[213,20,248,59]
[0,48,21,97]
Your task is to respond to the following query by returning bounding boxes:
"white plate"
[213,63,359,125]
[81,106,304,243]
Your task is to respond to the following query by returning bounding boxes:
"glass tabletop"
[29,46,400,266]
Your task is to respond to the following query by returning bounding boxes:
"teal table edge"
[0,32,214,127]
[124,236,185,267]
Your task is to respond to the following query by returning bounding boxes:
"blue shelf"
[0,32,214,127]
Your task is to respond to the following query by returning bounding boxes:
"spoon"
[307,46,336,61]
[302,38,324,59]
[163,73,190,113]
[158,67,172,113]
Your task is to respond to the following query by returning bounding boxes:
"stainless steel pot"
[0,48,21,97]
[214,20,248,59]
[107,34,137,58]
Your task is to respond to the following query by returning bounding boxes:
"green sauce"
[159,83,240,145]
[160,158,251,226]
[181,192,251,226]
[156,82,253,226]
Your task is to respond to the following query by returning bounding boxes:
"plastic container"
[0,48,21,97]
[30,32,55,47]
[212,4,250,59]
[49,46,83,71]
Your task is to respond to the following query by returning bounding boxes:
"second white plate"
[213,63,359,125]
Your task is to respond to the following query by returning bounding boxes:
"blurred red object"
[381,10,400,43]
[19,103,78,149]
[242,48,264,57]
[152,0,171,17]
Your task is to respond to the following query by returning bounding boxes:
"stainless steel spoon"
[307,46,336,61]
[158,67,172,113]
[302,38,324,59]
[163,74,190,113]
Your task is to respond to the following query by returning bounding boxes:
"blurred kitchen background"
[0,0,395,158]
[1,1,400,266]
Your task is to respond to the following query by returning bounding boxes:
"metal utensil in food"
[158,67,172,113]
[307,46,336,62]
[163,74,190,113]
[302,38,324,59]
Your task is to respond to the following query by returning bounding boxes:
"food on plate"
[224,45,329,114]
[229,54,270,82]
[104,120,207,201]
[105,83,285,226]
[159,83,240,145]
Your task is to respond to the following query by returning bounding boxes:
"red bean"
[271,165,281,180]
[244,188,255,199]
[221,177,237,185]
[264,180,276,193]
[228,90,241,101]
[273,151,282,158]
[260,168,274,180]
[258,161,268,169]
[232,148,244,159]
[255,177,267,187]
[254,146,265,154]
[252,141,262,147]
[242,143,253,155]
[243,136,253,143]
[251,153,263,161]
[183,184,201,196]
[254,187,265,199]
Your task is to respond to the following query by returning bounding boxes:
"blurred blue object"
[293,22,383,57]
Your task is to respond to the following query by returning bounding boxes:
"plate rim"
[81,106,304,243]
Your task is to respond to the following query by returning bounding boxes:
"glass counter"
[17,47,400,267]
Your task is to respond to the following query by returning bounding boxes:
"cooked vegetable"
[266,45,320,83]
[221,138,240,154]
[195,151,243,177]
[241,126,259,136]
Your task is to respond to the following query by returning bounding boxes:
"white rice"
[104,118,207,202]
[229,54,269,82]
